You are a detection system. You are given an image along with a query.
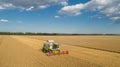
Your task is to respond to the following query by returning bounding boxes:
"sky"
[0,0,120,34]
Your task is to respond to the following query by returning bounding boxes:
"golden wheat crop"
[0,36,120,67]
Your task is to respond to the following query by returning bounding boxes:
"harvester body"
[42,40,69,56]
[42,40,60,53]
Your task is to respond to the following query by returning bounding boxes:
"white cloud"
[39,5,48,9]
[111,17,120,20]
[0,3,15,9]
[0,6,4,9]
[0,19,8,23]
[0,0,68,11]
[59,0,120,21]
[59,4,85,16]
[26,6,34,11]
[60,1,68,6]
[54,15,60,18]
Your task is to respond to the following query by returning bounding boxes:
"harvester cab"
[42,40,69,56]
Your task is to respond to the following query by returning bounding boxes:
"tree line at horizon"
[0,32,120,35]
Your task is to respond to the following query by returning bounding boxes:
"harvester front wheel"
[42,48,46,53]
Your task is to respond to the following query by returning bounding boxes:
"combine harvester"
[42,40,69,56]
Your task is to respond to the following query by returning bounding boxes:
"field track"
[0,36,120,67]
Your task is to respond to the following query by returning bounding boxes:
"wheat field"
[0,35,120,67]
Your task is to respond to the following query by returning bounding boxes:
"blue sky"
[0,0,120,34]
